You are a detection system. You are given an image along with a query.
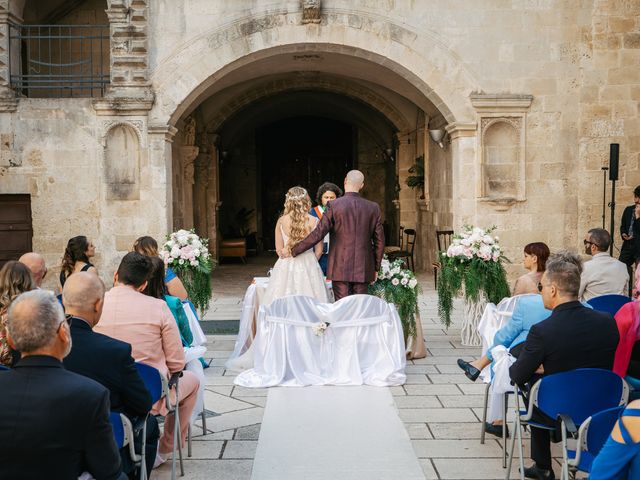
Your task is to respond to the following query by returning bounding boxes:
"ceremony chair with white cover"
[477,295,525,467]
[234,294,407,387]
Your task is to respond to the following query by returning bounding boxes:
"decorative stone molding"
[148,124,178,142]
[445,122,477,140]
[180,146,199,185]
[0,1,18,111]
[94,0,153,115]
[301,0,321,24]
[101,119,145,147]
[470,94,533,207]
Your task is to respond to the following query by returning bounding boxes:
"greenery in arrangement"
[437,226,510,328]
[369,257,420,339]
[406,155,425,198]
[161,229,216,316]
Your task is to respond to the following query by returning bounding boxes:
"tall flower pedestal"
[461,297,486,347]
[437,226,510,341]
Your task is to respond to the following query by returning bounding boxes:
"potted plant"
[437,226,510,346]
[406,155,425,199]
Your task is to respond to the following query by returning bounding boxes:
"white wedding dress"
[226,222,329,371]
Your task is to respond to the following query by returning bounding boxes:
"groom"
[291,170,385,300]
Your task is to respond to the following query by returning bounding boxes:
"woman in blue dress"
[133,236,189,300]
[590,399,640,479]
[309,182,343,276]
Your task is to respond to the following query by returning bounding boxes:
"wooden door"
[0,194,33,269]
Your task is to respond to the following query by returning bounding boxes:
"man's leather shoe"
[457,359,480,381]
[484,422,509,438]
[522,464,555,480]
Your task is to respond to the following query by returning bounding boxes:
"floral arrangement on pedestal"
[437,226,510,344]
[161,229,216,316]
[368,257,420,339]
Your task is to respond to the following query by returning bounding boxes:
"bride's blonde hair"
[282,186,312,251]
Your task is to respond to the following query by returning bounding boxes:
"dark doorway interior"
[257,116,354,250]
[0,194,33,268]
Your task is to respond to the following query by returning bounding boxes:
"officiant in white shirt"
[579,228,629,301]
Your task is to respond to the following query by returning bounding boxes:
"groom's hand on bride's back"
[277,247,291,258]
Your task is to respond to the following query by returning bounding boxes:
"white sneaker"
[153,452,167,469]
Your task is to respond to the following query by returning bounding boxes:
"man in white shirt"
[579,228,629,301]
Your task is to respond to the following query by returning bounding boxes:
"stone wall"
[0,0,638,286]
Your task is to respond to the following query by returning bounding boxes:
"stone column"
[95,0,153,114]
[0,0,17,112]
[206,135,221,258]
[147,124,178,238]
[193,149,210,238]
[446,122,478,229]
[179,146,199,229]
[396,131,417,229]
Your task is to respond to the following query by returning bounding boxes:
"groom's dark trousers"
[292,191,385,301]
[332,282,369,300]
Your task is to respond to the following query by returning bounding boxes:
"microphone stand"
[609,177,616,256]
[601,167,608,229]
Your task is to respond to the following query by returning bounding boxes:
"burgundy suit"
[292,192,385,299]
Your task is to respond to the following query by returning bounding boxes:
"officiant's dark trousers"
[332,281,368,300]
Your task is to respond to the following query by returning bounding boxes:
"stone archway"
[145,9,481,269]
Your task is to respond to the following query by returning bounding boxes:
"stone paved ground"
[156,256,573,480]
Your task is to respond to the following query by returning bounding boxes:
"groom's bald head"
[344,170,365,192]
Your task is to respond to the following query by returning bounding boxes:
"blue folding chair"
[625,375,640,401]
[110,412,125,449]
[136,362,184,479]
[506,368,628,480]
[587,294,631,316]
[566,406,625,477]
[0,365,9,371]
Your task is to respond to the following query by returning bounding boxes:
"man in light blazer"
[579,228,628,301]
[291,170,385,300]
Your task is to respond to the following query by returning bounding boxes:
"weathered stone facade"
[0,0,638,289]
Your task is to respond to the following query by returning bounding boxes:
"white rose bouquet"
[437,225,510,327]
[162,229,216,315]
[369,257,420,338]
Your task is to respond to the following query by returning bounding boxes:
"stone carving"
[184,161,195,185]
[301,0,321,24]
[104,124,141,201]
[184,116,196,146]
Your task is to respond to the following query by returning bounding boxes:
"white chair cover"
[234,294,407,387]
[183,302,207,347]
[476,295,520,383]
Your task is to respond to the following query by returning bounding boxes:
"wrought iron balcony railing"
[9,24,109,98]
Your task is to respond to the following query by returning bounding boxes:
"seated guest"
[62,272,158,478]
[0,290,125,479]
[580,228,628,301]
[590,399,640,479]
[60,235,97,288]
[18,252,47,287]
[613,269,640,379]
[509,251,619,480]
[457,294,552,437]
[96,252,200,466]
[0,261,35,366]
[133,236,189,301]
[513,242,550,295]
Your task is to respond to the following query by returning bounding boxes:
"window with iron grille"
[9,23,110,98]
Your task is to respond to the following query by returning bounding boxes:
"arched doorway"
[163,46,459,270]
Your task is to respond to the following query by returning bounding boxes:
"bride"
[263,186,330,305]
[226,186,330,371]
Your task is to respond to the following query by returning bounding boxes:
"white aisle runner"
[251,386,425,480]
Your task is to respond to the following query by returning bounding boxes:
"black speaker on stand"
[609,143,619,256]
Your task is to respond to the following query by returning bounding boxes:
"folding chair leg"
[201,410,207,436]
[505,416,518,480]
[502,393,508,468]
[480,383,490,444]
[188,423,192,457]
[140,416,148,480]
[171,410,178,480]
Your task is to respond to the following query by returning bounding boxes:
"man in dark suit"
[620,185,640,293]
[510,251,619,480]
[291,170,385,300]
[62,272,158,478]
[0,289,126,480]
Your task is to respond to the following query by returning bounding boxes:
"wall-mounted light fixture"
[428,129,447,149]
